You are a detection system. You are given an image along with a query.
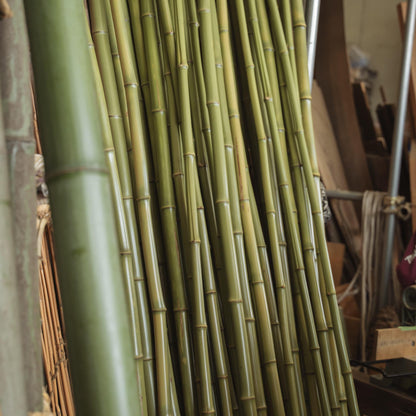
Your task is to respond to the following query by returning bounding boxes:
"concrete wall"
[343,0,402,115]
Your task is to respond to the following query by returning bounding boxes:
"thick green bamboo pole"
[197,1,258,414]
[87,27,148,414]
[0,86,28,416]
[89,3,156,412]
[109,0,176,413]
[0,1,42,411]
[24,1,143,414]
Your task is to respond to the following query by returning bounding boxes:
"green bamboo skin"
[25,0,144,413]
[109,0,175,413]
[210,5,271,414]
[88,27,148,414]
[267,1,360,413]
[197,1,259,414]
[88,3,156,412]
[176,1,217,413]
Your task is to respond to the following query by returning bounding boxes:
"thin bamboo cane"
[197,1,258,413]
[25,0,144,412]
[140,1,202,413]
[234,1,332,414]
[109,0,173,413]
[266,2,360,413]
[175,3,217,413]
[214,3,289,414]
[210,6,269,415]
[87,29,148,414]
[89,2,156,412]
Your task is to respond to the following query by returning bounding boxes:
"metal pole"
[325,189,364,201]
[306,0,321,88]
[379,0,416,309]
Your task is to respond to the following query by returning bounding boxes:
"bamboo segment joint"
[46,165,108,182]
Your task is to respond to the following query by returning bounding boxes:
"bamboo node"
[266,209,276,215]
[294,22,307,28]
[228,298,243,304]
[198,8,210,14]
[178,64,189,71]
[136,195,151,202]
[134,354,144,360]
[133,277,145,282]
[300,95,312,101]
[108,114,122,119]
[194,324,208,329]
[46,166,108,181]
[164,30,174,36]
[229,113,240,119]
[119,251,132,256]
[188,20,200,27]
[245,317,255,322]
[172,171,184,177]
[240,395,256,401]
[173,307,189,312]
[92,30,107,35]
[215,199,229,206]
[190,239,201,244]
[141,12,155,18]
[201,411,216,415]
[124,82,139,88]
[263,359,277,366]
[219,28,229,34]
[257,405,268,411]
[184,152,196,157]
[264,96,273,102]
[141,81,150,88]
[278,242,287,247]
[206,100,220,107]
[246,64,255,70]
[264,47,275,52]
[205,290,217,295]
[215,63,223,69]
[312,210,322,215]
[152,307,167,313]
[160,204,176,211]
[251,281,264,286]
[143,357,153,362]
[152,108,166,114]
[217,374,229,380]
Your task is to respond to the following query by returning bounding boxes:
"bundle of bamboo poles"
[26,0,360,415]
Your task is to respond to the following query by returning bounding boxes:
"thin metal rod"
[325,189,363,201]
[306,0,321,88]
[379,0,416,309]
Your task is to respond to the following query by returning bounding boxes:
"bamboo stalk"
[109,0,174,413]
[88,2,156,412]
[87,26,148,414]
[24,0,144,413]
[196,1,259,414]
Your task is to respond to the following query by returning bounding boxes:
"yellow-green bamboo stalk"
[235,0,332,413]
[109,0,173,412]
[197,1,258,413]
[266,1,360,413]
[211,5,271,414]
[176,1,216,414]
[87,29,148,414]
[89,3,156,412]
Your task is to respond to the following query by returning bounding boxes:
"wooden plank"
[375,327,416,360]
[398,2,416,232]
[312,81,362,263]
[315,0,373,196]
[327,241,345,287]
[352,82,378,143]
